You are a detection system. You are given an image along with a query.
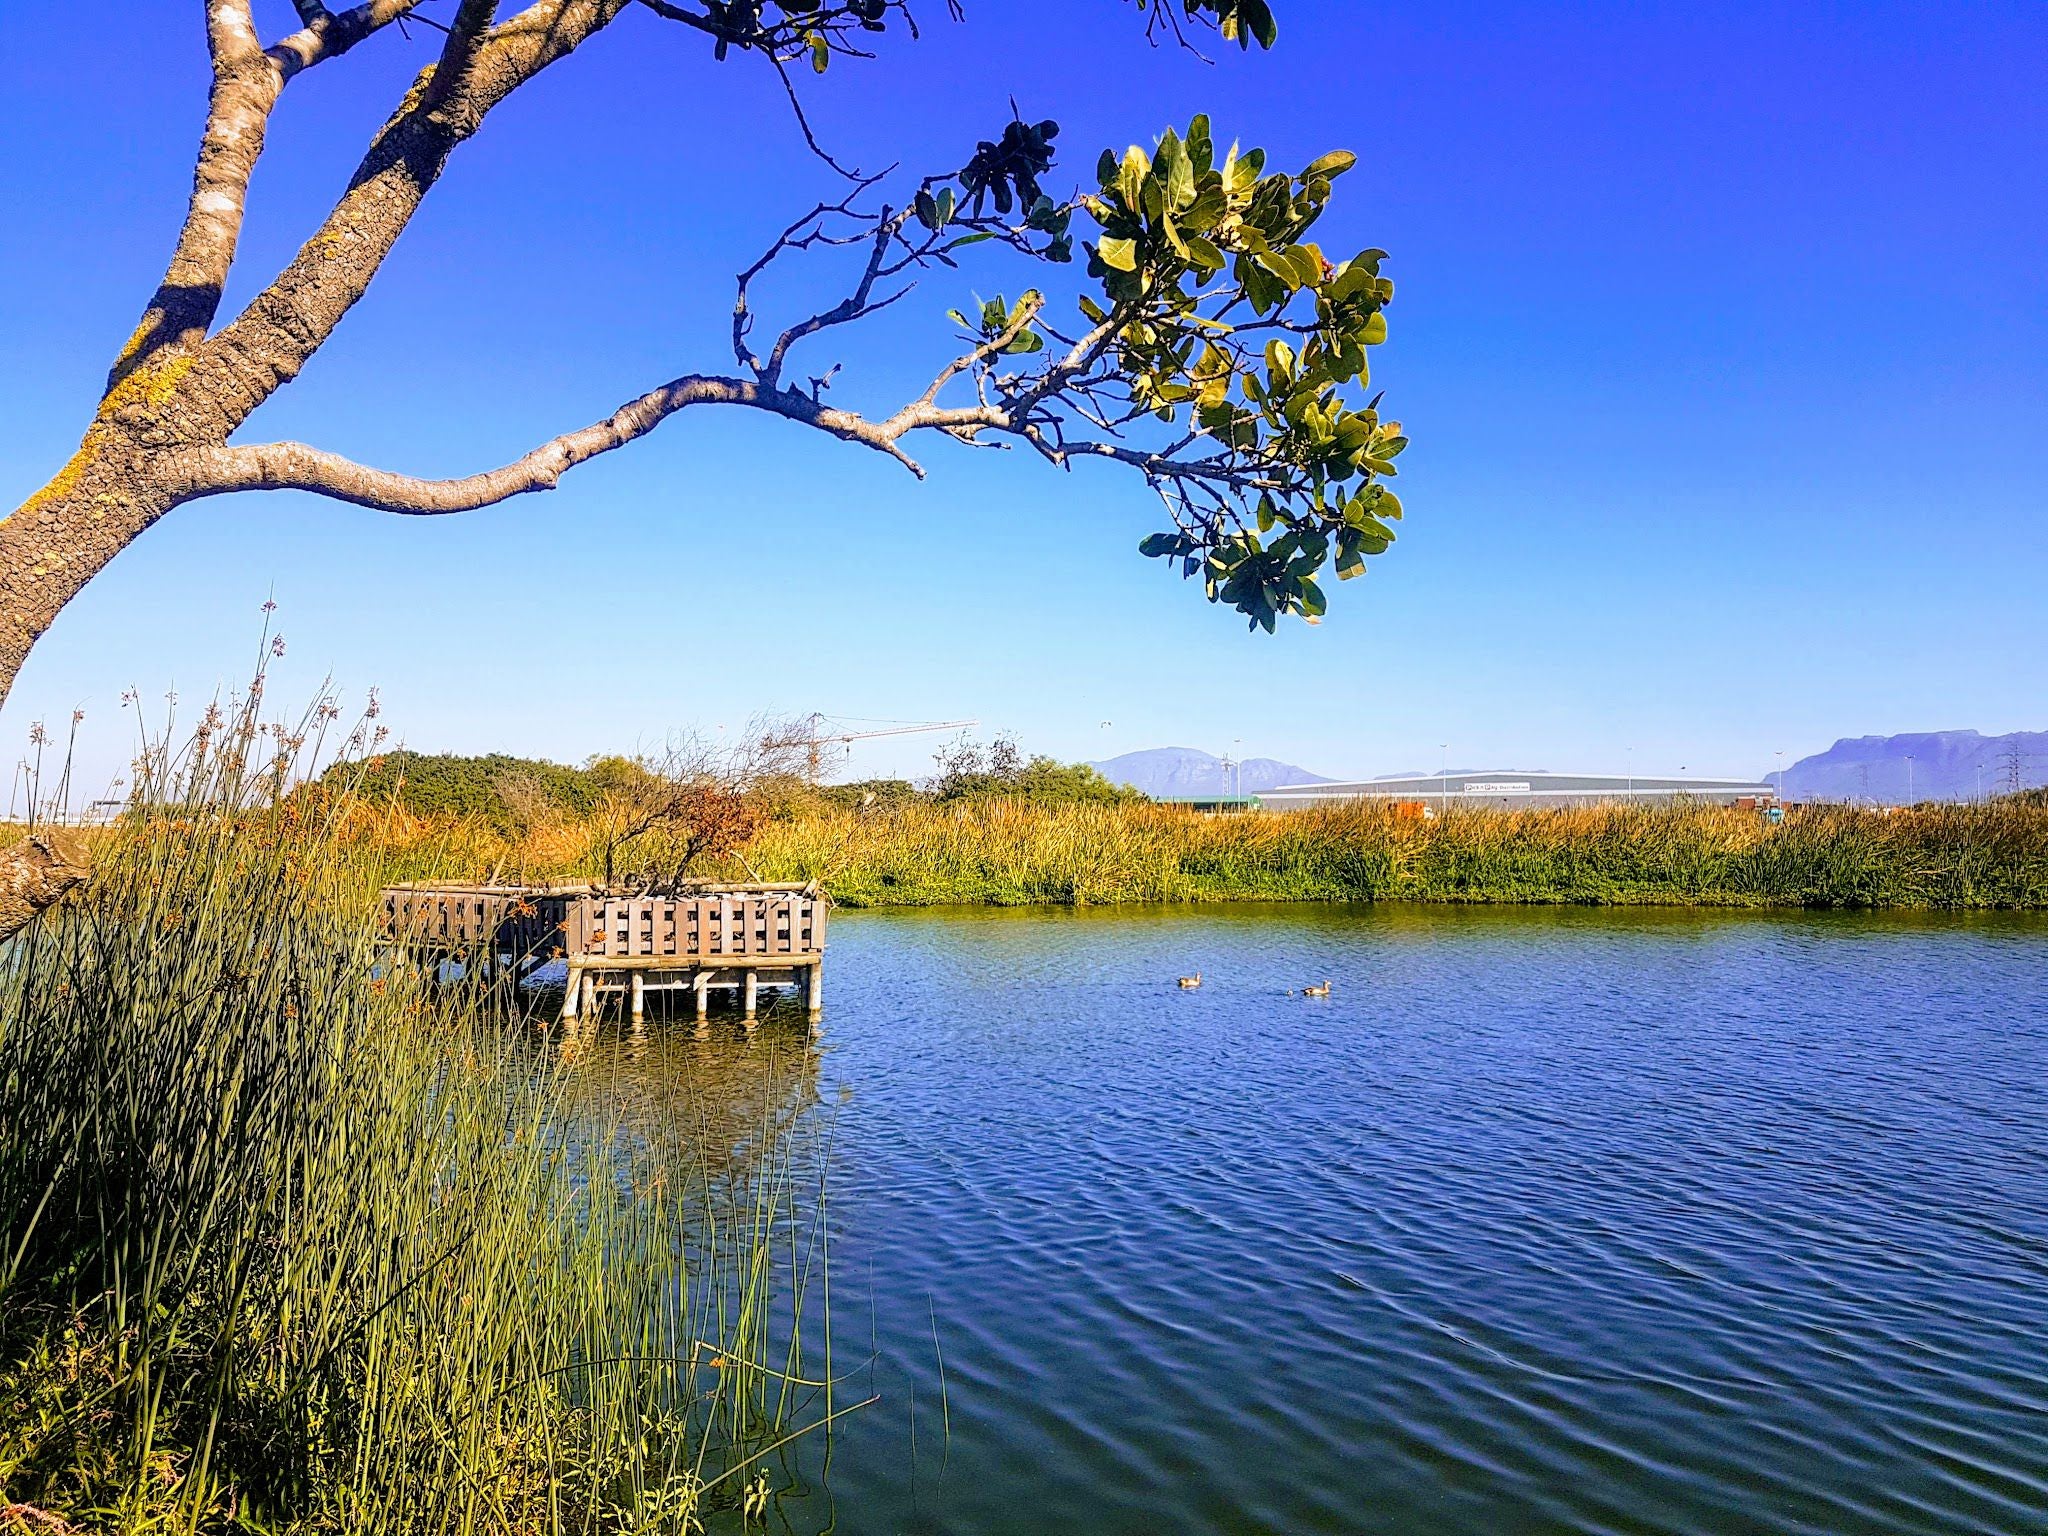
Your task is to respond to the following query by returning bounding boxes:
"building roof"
[1260,771,1776,800]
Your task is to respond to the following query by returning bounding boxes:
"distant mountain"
[1091,747,1331,799]
[1779,730,2048,804]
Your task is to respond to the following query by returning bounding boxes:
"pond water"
[591,905,2048,1535]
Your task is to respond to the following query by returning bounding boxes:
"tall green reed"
[737,796,2048,909]
[0,665,834,1533]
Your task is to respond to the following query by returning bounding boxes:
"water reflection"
[808,905,2048,1536]
[508,999,845,1535]
[474,906,2048,1535]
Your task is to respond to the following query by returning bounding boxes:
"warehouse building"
[1258,771,1779,812]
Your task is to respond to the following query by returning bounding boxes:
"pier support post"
[806,961,823,1017]
[561,965,583,1022]
[694,971,710,1036]
[629,971,645,1025]
[743,969,758,1023]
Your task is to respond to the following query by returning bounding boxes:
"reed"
[736,796,2048,909]
[269,781,2048,910]
[0,681,831,1532]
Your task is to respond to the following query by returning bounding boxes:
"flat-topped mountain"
[1780,730,2048,803]
[1091,747,1331,799]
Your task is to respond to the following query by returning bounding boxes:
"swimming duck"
[1177,973,1203,989]
[1300,980,1332,998]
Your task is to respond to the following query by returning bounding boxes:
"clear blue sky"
[2,0,2042,793]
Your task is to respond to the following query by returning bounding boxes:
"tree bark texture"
[0,831,91,946]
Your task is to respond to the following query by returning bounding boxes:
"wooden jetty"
[379,880,827,1025]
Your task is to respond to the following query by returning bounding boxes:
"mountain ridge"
[1091,747,1331,798]
[1779,729,2048,803]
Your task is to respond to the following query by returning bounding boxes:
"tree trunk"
[0,429,182,941]
[0,432,183,708]
[0,830,92,945]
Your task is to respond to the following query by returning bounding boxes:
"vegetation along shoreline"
[166,749,2048,913]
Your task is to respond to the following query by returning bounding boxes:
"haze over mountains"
[1778,731,2048,804]
[1090,748,1329,798]
[1095,731,2048,804]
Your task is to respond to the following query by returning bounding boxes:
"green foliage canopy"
[878,109,1403,632]
[670,0,1404,633]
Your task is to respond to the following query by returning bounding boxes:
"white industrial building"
[1258,771,1779,811]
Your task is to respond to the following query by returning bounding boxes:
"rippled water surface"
[633,906,2048,1534]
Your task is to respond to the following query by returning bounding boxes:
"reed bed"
[265,780,2048,911]
[0,685,833,1533]
[738,796,2048,909]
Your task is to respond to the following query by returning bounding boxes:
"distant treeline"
[330,741,1141,836]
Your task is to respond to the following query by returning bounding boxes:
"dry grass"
[317,791,2048,910]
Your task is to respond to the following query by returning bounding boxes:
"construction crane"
[763,715,979,781]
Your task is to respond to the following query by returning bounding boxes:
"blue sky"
[2,0,2042,793]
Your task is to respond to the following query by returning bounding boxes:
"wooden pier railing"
[378,882,827,1024]
[379,883,574,960]
[565,892,825,963]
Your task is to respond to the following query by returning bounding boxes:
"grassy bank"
[743,796,2048,909]
[316,779,2048,911]
[1,698,832,1532]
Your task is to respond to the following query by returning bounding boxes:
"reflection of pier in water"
[379,882,827,1026]
[527,1003,837,1502]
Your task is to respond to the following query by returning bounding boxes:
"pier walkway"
[380,881,827,1024]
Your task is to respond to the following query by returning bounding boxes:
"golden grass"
[331,793,2048,910]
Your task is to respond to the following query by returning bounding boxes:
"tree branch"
[106,0,438,395]
[104,3,277,391]
[178,366,945,514]
[267,0,433,81]
[418,0,500,116]
[191,0,633,433]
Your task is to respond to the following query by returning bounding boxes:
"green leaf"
[1251,247,1297,286]
[1098,236,1139,272]
[1302,149,1357,181]
[1326,261,1376,301]
[1284,245,1325,288]
[1160,132,1196,208]
[1243,0,1278,48]
[809,31,830,73]
[1119,145,1151,213]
